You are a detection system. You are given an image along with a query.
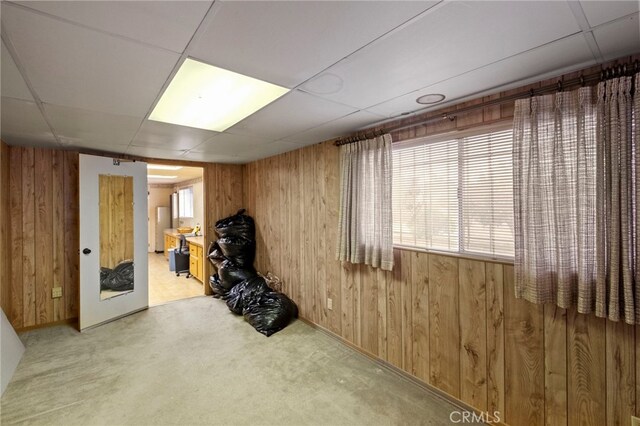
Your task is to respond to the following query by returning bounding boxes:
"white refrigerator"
[156,206,170,252]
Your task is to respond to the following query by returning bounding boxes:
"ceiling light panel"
[149,59,289,132]
[147,164,183,170]
[148,174,177,179]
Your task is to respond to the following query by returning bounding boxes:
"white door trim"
[79,154,148,330]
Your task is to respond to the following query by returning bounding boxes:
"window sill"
[393,244,514,265]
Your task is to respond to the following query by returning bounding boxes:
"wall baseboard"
[15,318,78,333]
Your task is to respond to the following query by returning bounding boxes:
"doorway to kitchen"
[147,163,205,306]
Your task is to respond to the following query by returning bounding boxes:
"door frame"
[76,153,213,330]
[79,155,149,330]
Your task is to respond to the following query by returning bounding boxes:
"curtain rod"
[334,60,639,147]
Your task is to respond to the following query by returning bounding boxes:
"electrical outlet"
[632,416,640,426]
[52,287,63,299]
[327,298,333,311]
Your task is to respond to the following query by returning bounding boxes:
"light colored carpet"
[1,297,466,425]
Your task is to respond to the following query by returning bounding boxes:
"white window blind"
[178,187,194,218]
[392,128,514,258]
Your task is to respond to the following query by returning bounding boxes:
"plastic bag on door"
[100,260,134,292]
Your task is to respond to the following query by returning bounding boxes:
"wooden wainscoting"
[202,163,244,295]
[0,146,246,328]
[0,141,11,315]
[5,146,79,329]
[243,140,638,426]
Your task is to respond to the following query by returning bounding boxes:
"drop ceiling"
[1,1,638,164]
[147,164,203,185]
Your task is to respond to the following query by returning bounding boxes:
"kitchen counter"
[163,229,204,247]
[163,229,205,283]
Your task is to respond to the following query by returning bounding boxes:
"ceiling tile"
[44,103,142,148]
[1,41,33,101]
[1,97,58,147]
[132,120,219,151]
[16,1,211,53]
[226,90,357,139]
[1,3,180,117]
[147,166,202,185]
[312,1,581,110]
[580,0,639,27]
[127,145,189,161]
[190,1,437,87]
[368,34,596,118]
[283,110,385,145]
[70,142,130,156]
[190,132,273,156]
[592,13,640,61]
[232,140,302,162]
[181,151,244,164]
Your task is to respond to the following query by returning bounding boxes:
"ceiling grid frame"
[0,0,637,162]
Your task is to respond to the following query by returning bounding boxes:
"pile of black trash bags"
[207,209,298,336]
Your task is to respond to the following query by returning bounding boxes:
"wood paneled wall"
[242,140,638,426]
[1,141,10,316]
[0,148,245,326]
[4,146,79,329]
[202,163,244,295]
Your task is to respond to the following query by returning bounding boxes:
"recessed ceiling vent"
[300,73,344,95]
[416,93,445,105]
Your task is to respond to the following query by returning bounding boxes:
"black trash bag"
[100,260,134,292]
[225,276,271,315]
[215,209,255,240]
[206,241,226,271]
[217,236,256,267]
[243,292,298,337]
[217,260,257,290]
[209,274,227,299]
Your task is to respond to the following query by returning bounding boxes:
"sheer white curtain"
[513,72,639,324]
[337,134,394,271]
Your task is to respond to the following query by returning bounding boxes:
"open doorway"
[147,163,205,306]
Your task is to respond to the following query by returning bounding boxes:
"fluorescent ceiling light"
[148,175,177,179]
[147,164,183,170]
[149,58,289,132]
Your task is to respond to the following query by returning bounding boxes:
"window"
[178,187,194,218]
[392,128,514,258]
